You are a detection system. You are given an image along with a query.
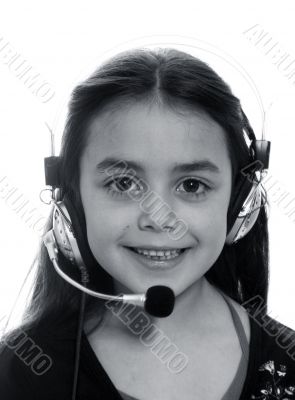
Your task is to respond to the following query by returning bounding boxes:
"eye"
[104,176,144,197]
[104,176,211,199]
[176,178,211,198]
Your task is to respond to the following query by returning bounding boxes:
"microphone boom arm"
[43,230,146,307]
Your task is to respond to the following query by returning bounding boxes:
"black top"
[0,305,295,400]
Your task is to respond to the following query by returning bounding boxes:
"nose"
[137,204,177,233]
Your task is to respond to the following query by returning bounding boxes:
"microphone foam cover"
[145,286,175,317]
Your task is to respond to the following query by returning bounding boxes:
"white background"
[0,0,295,331]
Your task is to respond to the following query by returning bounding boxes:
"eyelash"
[104,176,211,199]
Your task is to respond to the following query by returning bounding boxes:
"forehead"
[82,102,231,173]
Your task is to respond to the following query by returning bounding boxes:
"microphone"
[144,286,175,318]
[43,230,175,318]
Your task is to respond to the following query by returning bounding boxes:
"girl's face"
[79,102,232,297]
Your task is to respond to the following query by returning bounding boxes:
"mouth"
[123,246,191,270]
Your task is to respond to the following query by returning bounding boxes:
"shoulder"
[247,316,295,398]
[0,336,37,399]
[255,315,295,363]
[0,323,76,399]
[223,294,295,373]
[241,295,295,362]
[226,296,295,397]
[221,294,251,345]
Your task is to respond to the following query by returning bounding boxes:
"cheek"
[83,199,132,252]
[182,197,228,236]
[84,212,124,272]
[189,212,227,253]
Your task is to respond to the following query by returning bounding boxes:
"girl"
[1,47,295,400]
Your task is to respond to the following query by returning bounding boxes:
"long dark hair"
[2,47,269,339]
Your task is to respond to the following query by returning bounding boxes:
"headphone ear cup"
[50,193,100,270]
[52,200,84,266]
[61,194,101,270]
[225,177,262,245]
[50,193,115,293]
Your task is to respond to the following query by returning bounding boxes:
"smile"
[129,247,185,260]
[124,246,190,270]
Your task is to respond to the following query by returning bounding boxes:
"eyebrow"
[96,157,221,175]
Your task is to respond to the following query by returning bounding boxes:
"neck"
[100,277,225,343]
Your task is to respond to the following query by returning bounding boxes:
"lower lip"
[124,247,190,270]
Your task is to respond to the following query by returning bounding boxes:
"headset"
[41,49,271,400]
[225,110,270,245]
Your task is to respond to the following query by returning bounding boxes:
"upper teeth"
[133,248,182,256]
